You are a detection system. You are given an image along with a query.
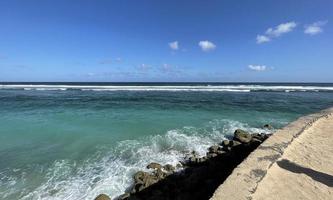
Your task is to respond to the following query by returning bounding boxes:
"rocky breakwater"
[95,126,272,200]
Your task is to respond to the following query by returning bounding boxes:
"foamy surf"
[1,120,271,200]
[1,84,333,92]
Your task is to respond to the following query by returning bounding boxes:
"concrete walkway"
[210,107,333,200]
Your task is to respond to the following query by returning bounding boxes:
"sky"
[0,0,332,82]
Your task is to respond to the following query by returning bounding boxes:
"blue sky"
[0,0,332,82]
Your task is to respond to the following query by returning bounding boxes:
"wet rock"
[234,129,252,143]
[263,124,273,130]
[131,183,145,193]
[176,163,183,169]
[133,171,150,184]
[216,150,225,155]
[154,169,167,180]
[190,150,199,157]
[118,193,130,200]
[252,133,269,141]
[207,153,218,158]
[147,162,162,170]
[189,156,197,163]
[163,164,175,173]
[95,194,111,200]
[232,140,242,147]
[221,140,230,147]
[208,145,220,153]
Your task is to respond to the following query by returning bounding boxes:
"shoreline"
[95,107,333,200]
[95,127,273,200]
[211,106,333,200]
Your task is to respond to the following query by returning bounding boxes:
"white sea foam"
[2,120,272,200]
[1,84,333,92]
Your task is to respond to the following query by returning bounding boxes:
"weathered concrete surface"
[210,107,333,200]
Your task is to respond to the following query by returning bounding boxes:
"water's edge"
[210,106,333,200]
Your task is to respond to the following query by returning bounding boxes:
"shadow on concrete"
[277,159,333,187]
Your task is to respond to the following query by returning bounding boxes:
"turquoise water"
[0,83,333,199]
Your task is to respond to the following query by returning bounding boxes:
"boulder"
[232,140,242,147]
[153,168,167,180]
[234,129,252,143]
[163,164,175,173]
[216,150,225,155]
[133,171,150,184]
[208,145,220,153]
[207,153,218,158]
[176,163,182,169]
[221,140,230,147]
[189,156,197,163]
[94,194,111,200]
[118,193,130,200]
[147,162,162,170]
[263,124,273,130]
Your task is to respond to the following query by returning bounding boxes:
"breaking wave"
[0,120,272,200]
[1,84,333,92]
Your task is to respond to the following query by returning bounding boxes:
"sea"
[0,82,333,200]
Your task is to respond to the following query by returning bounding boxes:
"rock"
[263,124,273,130]
[176,163,182,169]
[118,193,130,200]
[252,133,269,141]
[251,138,262,144]
[191,150,199,157]
[133,171,150,184]
[208,145,219,153]
[154,168,167,180]
[234,129,252,143]
[207,153,218,158]
[94,194,111,200]
[216,150,225,155]
[163,164,175,173]
[221,140,230,147]
[147,162,162,170]
[232,140,242,147]
[132,183,145,193]
[189,156,197,163]
[200,156,207,162]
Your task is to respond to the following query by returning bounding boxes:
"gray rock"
[221,140,230,147]
[133,171,150,184]
[216,150,225,155]
[232,140,242,147]
[163,164,175,173]
[146,162,162,170]
[234,129,252,143]
[208,145,219,153]
[153,168,167,180]
[207,153,218,158]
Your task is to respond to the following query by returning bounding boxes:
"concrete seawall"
[210,107,333,200]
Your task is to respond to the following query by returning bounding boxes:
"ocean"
[0,82,333,200]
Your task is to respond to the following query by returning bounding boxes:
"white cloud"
[256,21,297,44]
[169,41,179,50]
[248,65,268,71]
[256,35,271,44]
[265,21,297,37]
[304,21,327,35]
[198,40,216,52]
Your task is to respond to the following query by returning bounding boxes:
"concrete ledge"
[210,107,333,200]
